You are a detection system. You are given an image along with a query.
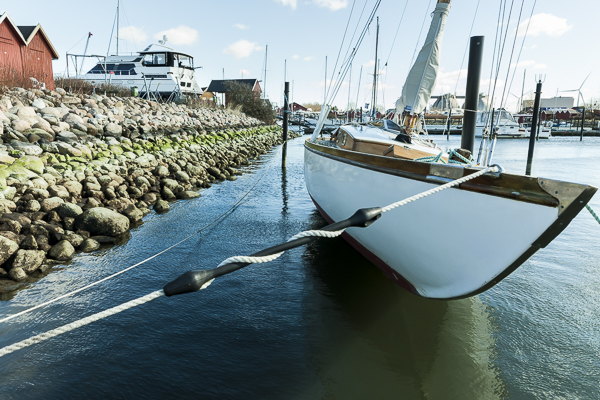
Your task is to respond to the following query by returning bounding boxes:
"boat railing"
[87,68,138,76]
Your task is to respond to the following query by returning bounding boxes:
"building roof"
[17,25,36,41]
[206,79,260,93]
[0,12,59,59]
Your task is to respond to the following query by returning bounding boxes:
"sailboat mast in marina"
[395,0,451,133]
[304,0,596,299]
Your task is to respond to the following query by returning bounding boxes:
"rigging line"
[0,146,282,325]
[331,0,381,94]
[489,0,507,111]
[409,0,434,68]
[452,0,482,94]
[325,0,358,101]
[326,1,381,105]
[384,0,410,65]
[121,1,136,53]
[492,0,515,111]
[484,0,505,129]
[66,34,89,53]
[499,0,526,109]
[339,0,370,73]
[491,0,517,111]
[504,0,538,111]
[106,6,118,58]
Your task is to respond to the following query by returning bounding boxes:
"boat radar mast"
[395,0,451,131]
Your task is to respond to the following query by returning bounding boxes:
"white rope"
[217,229,346,267]
[381,165,498,213]
[0,145,282,325]
[0,290,164,358]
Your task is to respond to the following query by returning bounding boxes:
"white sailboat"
[304,0,596,299]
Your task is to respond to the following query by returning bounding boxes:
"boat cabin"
[331,120,445,161]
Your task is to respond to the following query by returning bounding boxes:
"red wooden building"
[0,12,59,90]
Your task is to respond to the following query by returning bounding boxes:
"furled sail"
[396,0,451,117]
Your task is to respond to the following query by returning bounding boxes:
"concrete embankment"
[0,86,298,293]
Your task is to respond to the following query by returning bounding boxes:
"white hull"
[304,142,593,299]
[79,43,201,97]
[475,124,526,138]
[526,127,551,139]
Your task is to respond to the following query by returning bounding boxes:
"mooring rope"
[0,291,165,358]
[381,165,499,213]
[587,204,600,225]
[217,229,346,267]
[0,163,499,358]
[0,145,282,325]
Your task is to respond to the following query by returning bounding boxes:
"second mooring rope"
[0,146,282,325]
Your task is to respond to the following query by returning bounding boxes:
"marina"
[1,0,600,398]
[0,136,599,398]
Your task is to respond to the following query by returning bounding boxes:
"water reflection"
[300,210,507,399]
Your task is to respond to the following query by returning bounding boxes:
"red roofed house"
[0,12,59,90]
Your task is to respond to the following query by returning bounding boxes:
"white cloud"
[303,56,314,61]
[234,24,249,30]
[154,26,199,46]
[292,54,300,60]
[517,13,572,37]
[274,0,297,9]
[510,60,546,70]
[438,68,468,83]
[313,0,348,11]
[223,40,263,59]
[239,69,251,77]
[120,26,148,43]
[363,60,375,68]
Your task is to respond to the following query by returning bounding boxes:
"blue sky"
[5,0,599,111]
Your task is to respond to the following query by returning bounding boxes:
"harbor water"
[0,136,599,399]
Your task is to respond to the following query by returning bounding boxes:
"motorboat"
[475,109,527,138]
[81,42,202,99]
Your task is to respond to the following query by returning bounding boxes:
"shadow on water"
[298,210,508,399]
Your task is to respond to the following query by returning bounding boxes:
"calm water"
[0,136,599,399]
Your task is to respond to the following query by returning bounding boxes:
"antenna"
[116,0,119,55]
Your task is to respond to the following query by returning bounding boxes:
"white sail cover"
[396,1,451,116]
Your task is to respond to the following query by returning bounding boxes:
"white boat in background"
[304,0,596,299]
[475,109,527,138]
[72,1,201,99]
[81,41,202,99]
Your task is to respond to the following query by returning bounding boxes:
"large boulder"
[0,236,19,265]
[9,140,43,156]
[121,204,143,222]
[79,238,100,252]
[12,249,45,273]
[31,98,46,109]
[12,155,44,174]
[104,123,123,137]
[48,240,75,261]
[40,196,65,212]
[63,113,84,125]
[76,207,129,236]
[12,119,32,132]
[57,202,83,219]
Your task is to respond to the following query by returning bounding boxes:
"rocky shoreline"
[0,86,298,294]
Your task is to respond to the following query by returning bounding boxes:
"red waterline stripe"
[310,196,419,296]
